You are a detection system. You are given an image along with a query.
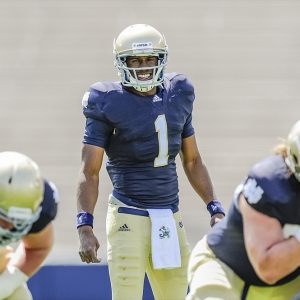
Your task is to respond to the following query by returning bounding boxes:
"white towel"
[147,209,181,269]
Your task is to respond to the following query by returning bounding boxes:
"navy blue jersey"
[29,179,59,233]
[207,154,300,286]
[82,72,195,208]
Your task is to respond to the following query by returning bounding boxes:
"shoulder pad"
[164,72,194,94]
[81,82,122,120]
[40,179,59,220]
[246,155,292,205]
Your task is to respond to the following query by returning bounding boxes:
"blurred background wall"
[1,0,300,270]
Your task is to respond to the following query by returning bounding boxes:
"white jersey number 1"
[154,115,169,167]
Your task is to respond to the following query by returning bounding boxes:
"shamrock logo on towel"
[159,226,170,239]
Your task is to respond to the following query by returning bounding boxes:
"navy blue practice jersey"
[207,154,300,286]
[29,179,59,233]
[82,72,195,208]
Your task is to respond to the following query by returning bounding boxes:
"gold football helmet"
[113,24,168,92]
[0,152,44,246]
[285,120,300,181]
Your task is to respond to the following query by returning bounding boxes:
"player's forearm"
[76,172,99,213]
[9,243,52,277]
[183,159,217,205]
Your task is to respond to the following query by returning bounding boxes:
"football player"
[76,24,225,300]
[186,120,300,300]
[0,151,59,300]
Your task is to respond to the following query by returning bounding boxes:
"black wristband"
[207,200,225,217]
[76,212,94,229]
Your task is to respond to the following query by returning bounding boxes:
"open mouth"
[136,72,153,81]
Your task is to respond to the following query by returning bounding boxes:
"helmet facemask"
[0,206,42,246]
[113,24,169,93]
[0,206,42,231]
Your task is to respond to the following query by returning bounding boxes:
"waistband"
[109,192,179,216]
[108,194,149,217]
[118,207,150,217]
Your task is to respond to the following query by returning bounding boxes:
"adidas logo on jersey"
[118,224,130,231]
[153,95,162,102]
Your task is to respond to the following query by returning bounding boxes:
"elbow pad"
[0,266,28,300]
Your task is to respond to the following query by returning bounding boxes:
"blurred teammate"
[0,151,59,300]
[186,120,300,300]
[76,24,225,300]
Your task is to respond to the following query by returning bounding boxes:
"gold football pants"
[4,284,32,300]
[106,201,191,300]
[186,235,300,300]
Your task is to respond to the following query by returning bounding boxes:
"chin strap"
[133,84,155,93]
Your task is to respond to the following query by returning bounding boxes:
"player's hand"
[0,246,13,274]
[210,213,225,227]
[78,226,101,264]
